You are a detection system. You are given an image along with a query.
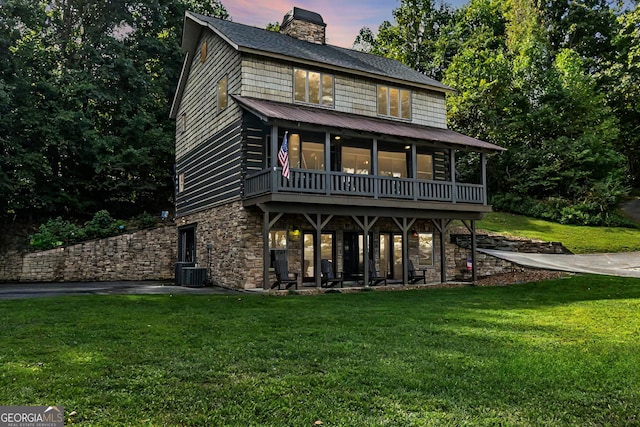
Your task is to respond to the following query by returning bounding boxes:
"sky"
[223,0,466,48]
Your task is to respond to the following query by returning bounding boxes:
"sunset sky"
[223,0,467,48]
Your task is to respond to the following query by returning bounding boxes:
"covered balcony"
[234,95,503,211]
[244,168,485,205]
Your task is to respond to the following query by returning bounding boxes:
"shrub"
[84,210,120,239]
[29,217,85,250]
[132,212,158,229]
[491,192,636,227]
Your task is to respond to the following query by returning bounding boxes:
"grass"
[477,212,640,254]
[2,276,640,426]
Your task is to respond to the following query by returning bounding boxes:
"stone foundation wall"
[178,201,263,289]
[1,225,177,283]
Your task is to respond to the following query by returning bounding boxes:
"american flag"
[278,131,290,179]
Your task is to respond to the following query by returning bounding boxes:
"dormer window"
[294,68,334,107]
[377,85,411,120]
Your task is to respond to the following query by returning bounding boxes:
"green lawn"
[2,276,640,426]
[477,212,640,253]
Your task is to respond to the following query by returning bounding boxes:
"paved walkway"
[480,249,640,278]
[0,281,246,300]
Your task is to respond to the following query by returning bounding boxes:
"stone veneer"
[0,225,177,283]
[178,207,528,289]
[280,17,326,45]
[178,201,264,289]
[1,208,548,287]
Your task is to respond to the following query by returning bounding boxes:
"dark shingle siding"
[188,12,451,91]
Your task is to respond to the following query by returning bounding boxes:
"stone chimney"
[280,7,326,45]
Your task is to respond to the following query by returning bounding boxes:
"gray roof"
[186,12,452,92]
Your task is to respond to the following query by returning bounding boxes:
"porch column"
[324,132,331,196]
[372,138,379,199]
[481,153,487,205]
[462,219,478,284]
[263,209,269,289]
[271,126,279,191]
[259,205,284,289]
[352,215,379,287]
[433,219,451,284]
[392,217,416,284]
[450,150,457,203]
[303,213,334,288]
[411,144,418,201]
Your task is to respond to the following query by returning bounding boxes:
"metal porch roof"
[232,95,505,153]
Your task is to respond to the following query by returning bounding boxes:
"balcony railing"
[243,168,485,204]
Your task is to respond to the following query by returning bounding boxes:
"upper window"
[341,146,371,175]
[180,113,187,134]
[417,153,434,180]
[283,130,325,170]
[377,85,411,120]
[294,68,334,107]
[200,41,207,63]
[217,75,228,111]
[378,150,408,178]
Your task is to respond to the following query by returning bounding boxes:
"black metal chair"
[368,259,387,286]
[321,259,344,288]
[272,258,298,290]
[408,259,427,284]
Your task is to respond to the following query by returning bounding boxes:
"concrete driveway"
[480,249,640,278]
[0,281,246,300]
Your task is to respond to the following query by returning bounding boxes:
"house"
[169,7,504,290]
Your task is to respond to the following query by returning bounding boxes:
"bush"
[29,210,128,250]
[132,212,159,229]
[491,192,636,227]
[29,217,86,250]
[84,210,120,239]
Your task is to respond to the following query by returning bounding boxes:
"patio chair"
[408,259,427,284]
[321,259,344,288]
[368,259,387,286]
[272,258,298,290]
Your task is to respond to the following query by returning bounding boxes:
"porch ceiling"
[231,95,505,153]
[247,193,490,220]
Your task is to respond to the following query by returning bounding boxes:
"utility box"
[182,267,207,287]
[175,262,196,286]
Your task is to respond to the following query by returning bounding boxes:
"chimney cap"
[282,7,326,28]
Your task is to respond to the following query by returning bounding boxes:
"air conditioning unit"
[175,262,196,286]
[182,267,207,287]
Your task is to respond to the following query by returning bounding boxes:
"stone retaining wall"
[450,234,571,254]
[0,225,177,283]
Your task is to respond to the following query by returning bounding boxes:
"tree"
[602,3,640,186]
[0,0,229,220]
[354,0,456,80]
[444,0,626,224]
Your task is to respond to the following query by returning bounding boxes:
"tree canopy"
[0,0,228,221]
[358,0,640,225]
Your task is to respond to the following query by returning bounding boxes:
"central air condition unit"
[175,262,196,286]
[183,267,207,287]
